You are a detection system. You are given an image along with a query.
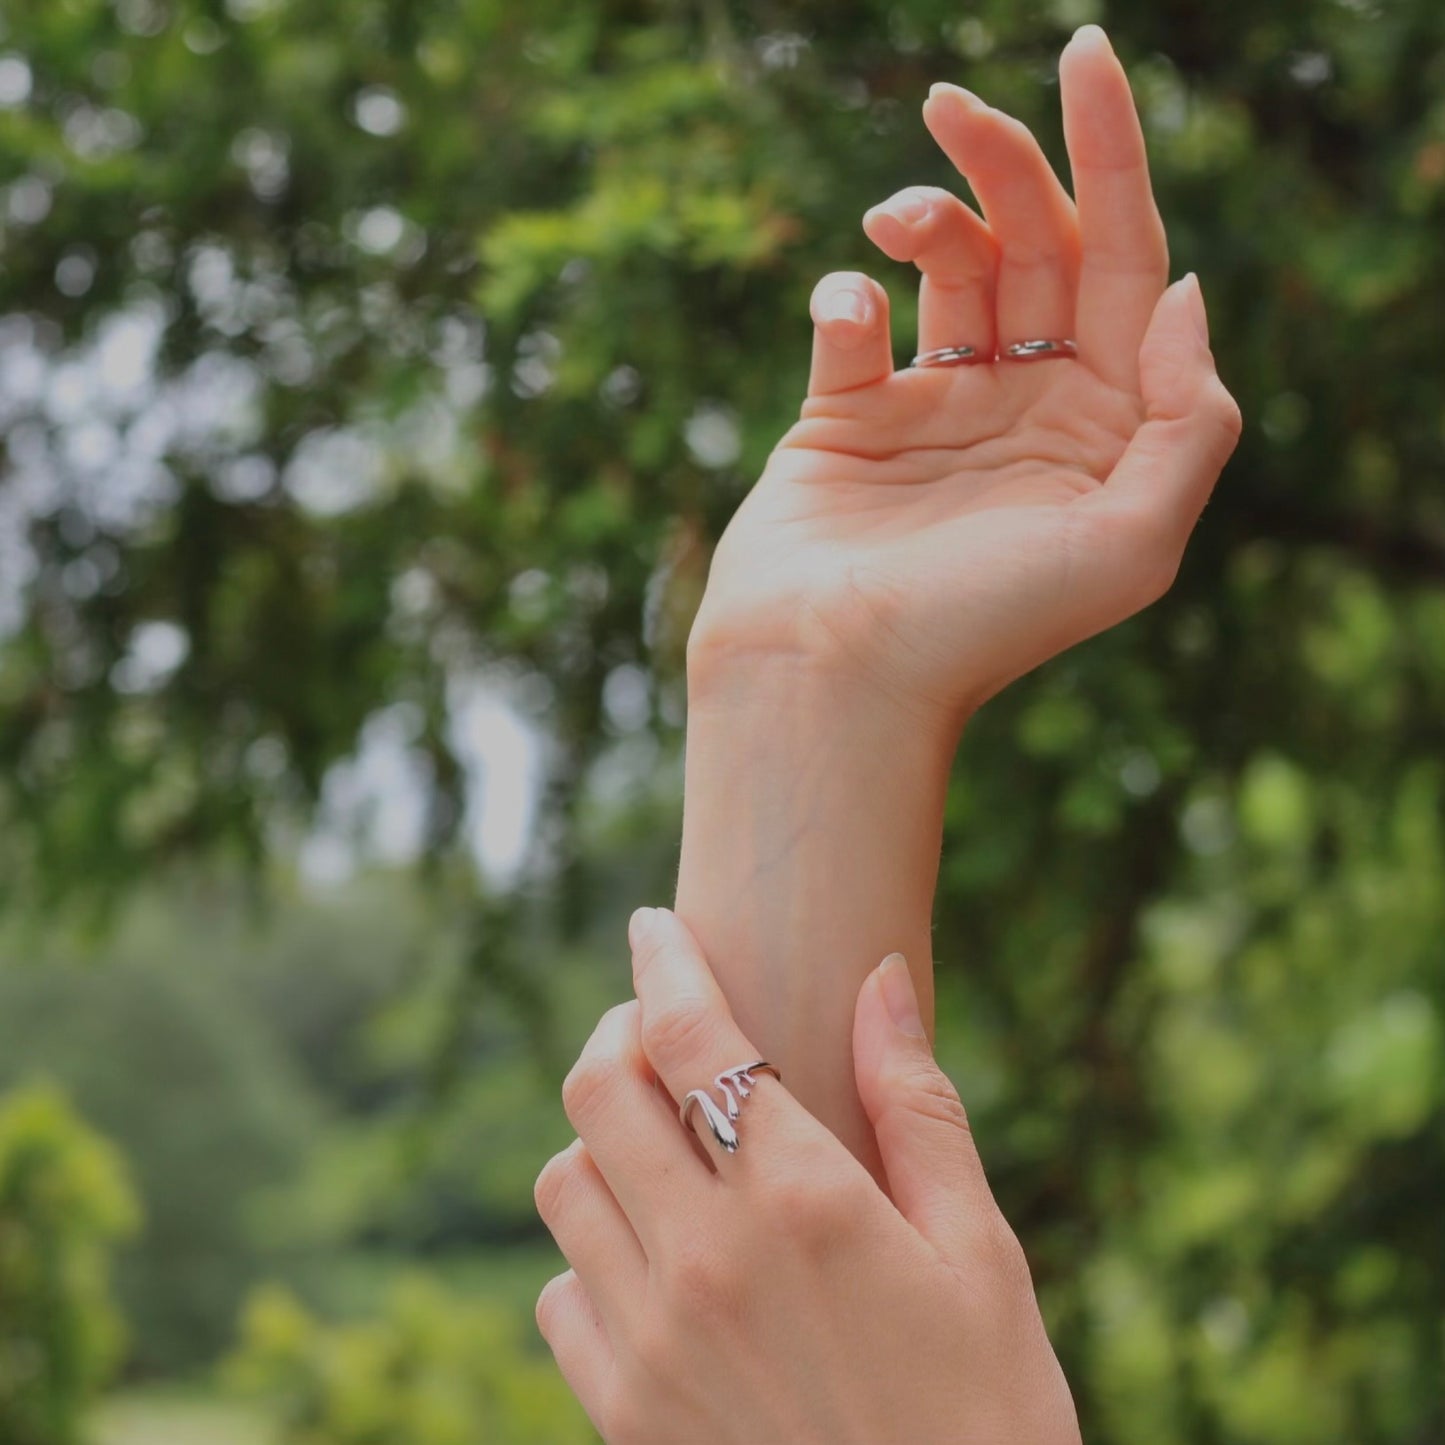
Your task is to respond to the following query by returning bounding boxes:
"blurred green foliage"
[228,1278,592,1445]
[0,1086,138,1445]
[0,903,317,1374]
[1,0,1443,1441]
[0,880,609,1376]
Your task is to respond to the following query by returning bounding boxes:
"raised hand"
[690,26,1241,732]
[534,908,1080,1445]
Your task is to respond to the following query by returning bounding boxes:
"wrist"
[676,641,960,1167]
[686,617,967,765]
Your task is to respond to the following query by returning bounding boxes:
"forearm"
[674,648,959,1174]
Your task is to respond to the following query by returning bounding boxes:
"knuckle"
[533,1143,583,1222]
[778,1178,852,1243]
[883,1059,973,1135]
[640,994,717,1071]
[979,1215,1035,1295]
[1001,240,1070,270]
[1205,377,1244,440]
[993,111,1038,151]
[562,1052,618,1127]
[535,1273,570,1339]
[666,1240,732,1315]
[1084,222,1168,279]
[561,1002,642,1126]
[628,1315,677,1383]
[600,997,641,1036]
[760,1169,824,1226]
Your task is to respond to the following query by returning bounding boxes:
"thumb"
[852,954,995,1265]
[1087,272,1243,558]
[807,271,894,397]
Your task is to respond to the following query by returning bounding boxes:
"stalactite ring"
[679,1061,781,1154]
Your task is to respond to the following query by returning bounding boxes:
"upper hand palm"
[692,28,1241,722]
[711,360,1144,714]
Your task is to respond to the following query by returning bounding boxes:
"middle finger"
[922,85,1080,351]
[561,999,711,1249]
[863,185,999,359]
[629,907,803,1181]
[535,1138,645,1339]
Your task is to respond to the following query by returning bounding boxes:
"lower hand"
[534,907,1080,1445]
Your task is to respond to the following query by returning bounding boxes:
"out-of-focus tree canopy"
[1,0,1443,1440]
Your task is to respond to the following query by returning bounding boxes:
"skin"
[535,907,1081,1445]
[675,25,1242,1167]
[691,29,1240,722]
[539,27,1245,1439]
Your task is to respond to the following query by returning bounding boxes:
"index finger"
[628,906,789,1166]
[1061,25,1169,390]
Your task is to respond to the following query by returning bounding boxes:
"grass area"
[91,1389,275,1445]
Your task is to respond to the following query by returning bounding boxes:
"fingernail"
[1071,23,1111,50]
[878,953,926,1038]
[628,907,656,949]
[927,82,981,108]
[820,286,870,327]
[890,191,932,226]
[1183,272,1209,346]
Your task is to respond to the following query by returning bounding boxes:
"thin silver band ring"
[1003,338,1078,361]
[911,345,985,368]
[680,1060,781,1154]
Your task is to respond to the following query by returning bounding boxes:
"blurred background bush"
[0,0,1442,1441]
[0,1086,137,1445]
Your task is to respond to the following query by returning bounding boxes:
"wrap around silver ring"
[1003,338,1078,360]
[912,339,1078,368]
[679,1060,781,1154]
[911,345,984,368]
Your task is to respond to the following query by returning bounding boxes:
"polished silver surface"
[1002,338,1078,360]
[911,345,983,368]
[680,1061,781,1154]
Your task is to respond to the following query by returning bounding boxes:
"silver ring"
[1003,338,1078,361]
[679,1060,781,1154]
[911,345,985,368]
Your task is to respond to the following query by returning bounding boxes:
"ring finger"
[535,1137,646,1338]
[922,85,1079,351]
[862,185,999,359]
